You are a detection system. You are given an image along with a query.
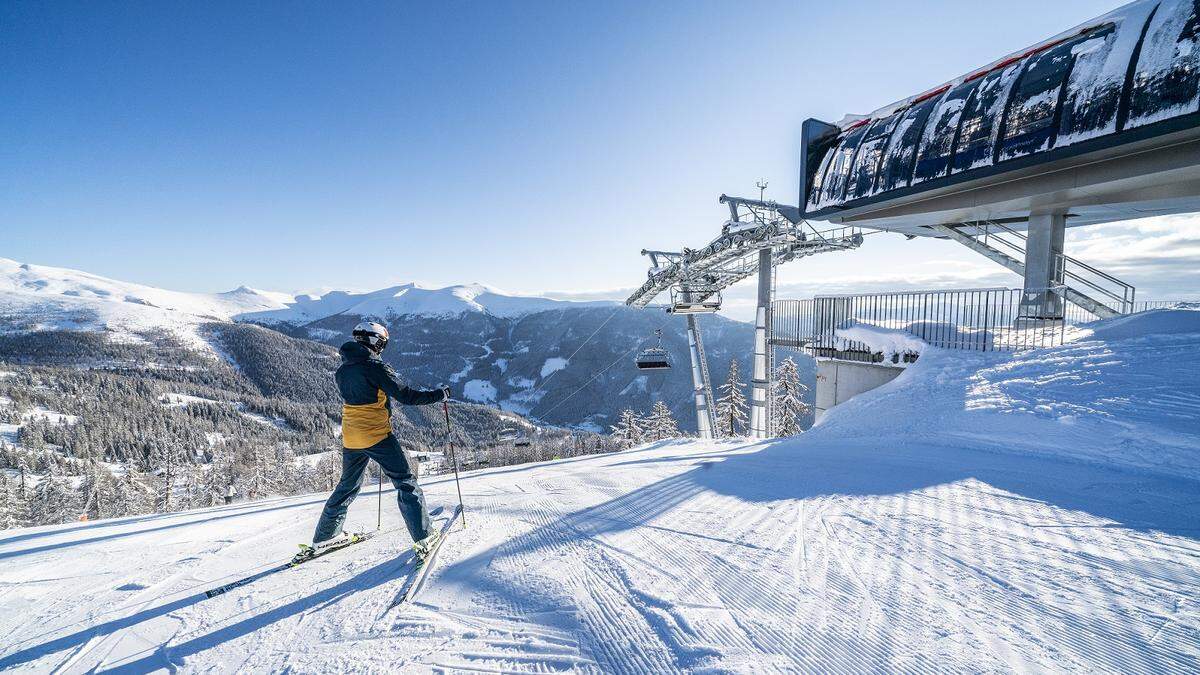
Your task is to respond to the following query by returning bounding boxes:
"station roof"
[800,0,1200,236]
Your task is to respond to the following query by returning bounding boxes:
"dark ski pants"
[313,434,431,544]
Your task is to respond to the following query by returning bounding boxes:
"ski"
[382,505,463,612]
[202,530,375,599]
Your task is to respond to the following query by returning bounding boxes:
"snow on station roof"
[799,0,1200,235]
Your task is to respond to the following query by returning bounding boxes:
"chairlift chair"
[668,286,721,314]
[635,329,673,370]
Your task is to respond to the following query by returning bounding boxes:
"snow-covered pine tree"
[1,474,17,530]
[115,470,154,517]
[771,356,811,437]
[32,473,81,526]
[88,464,124,520]
[269,446,297,496]
[241,444,270,500]
[314,451,341,491]
[1,473,31,530]
[78,466,98,521]
[715,361,749,438]
[645,401,680,441]
[609,409,644,449]
[201,442,236,507]
[151,441,183,513]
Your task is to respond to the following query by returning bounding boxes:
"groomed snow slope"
[2,312,1198,673]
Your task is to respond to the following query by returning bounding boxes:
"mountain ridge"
[0,257,775,433]
[0,257,624,332]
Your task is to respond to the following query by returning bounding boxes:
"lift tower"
[627,195,863,439]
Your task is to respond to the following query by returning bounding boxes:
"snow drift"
[820,309,1200,481]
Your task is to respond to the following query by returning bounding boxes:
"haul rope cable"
[536,317,669,420]
[521,304,624,403]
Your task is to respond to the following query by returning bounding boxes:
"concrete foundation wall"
[815,360,904,420]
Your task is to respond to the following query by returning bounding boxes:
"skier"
[309,321,449,560]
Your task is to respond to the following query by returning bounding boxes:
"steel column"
[685,314,715,440]
[1019,213,1066,319]
[749,249,772,439]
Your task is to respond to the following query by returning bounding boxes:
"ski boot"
[292,531,353,566]
[291,543,317,566]
[412,530,442,563]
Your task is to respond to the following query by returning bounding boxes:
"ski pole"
[443,399,467,527]
[376,463,382,530]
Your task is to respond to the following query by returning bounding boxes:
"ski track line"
[11,502,309,660]
[753,496,937,671]
[539,465,818,671]
[36,510,310,673]
[255,491,593,673]
[490,485,680,673]
[842,483,1198,673]
[101,527,407,673]
[179,533,413,666]
[398,491,602,673]
[710,498,895,673]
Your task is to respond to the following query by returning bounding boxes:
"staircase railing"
[964,220,1136,316]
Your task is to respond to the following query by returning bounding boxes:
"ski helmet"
[352,321,389,354]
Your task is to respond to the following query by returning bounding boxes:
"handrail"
[813,286,1010,299]
[968,219,1135,315]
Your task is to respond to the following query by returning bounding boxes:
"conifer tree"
[32,474,80,526]
[314,452,341,492]
[644,401,680,441]
[0,473,29,530]
[151,442,183,512]
[771,357,811,437]
[609,409,644,449]
[88,464,124,520]
[715,361,749,437]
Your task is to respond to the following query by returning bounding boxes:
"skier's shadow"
[0,554,410,672]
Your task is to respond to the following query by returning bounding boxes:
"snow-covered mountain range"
[243,282,614,324]
[0,258,609,335]
[0,258,767,432]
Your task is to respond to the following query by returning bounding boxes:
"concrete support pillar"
[685,314,714,440]
[1019,213,1066,319]
[749,249,772,439]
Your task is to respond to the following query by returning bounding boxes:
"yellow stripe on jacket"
[342,389,391,449]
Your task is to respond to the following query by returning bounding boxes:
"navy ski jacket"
[335,340,445,448]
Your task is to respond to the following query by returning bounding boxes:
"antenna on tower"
[756,180,768,201]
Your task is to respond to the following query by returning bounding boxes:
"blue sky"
[5,0,1193,319]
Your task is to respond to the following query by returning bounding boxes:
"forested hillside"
[0,325,612,529]
[269,305,774,433]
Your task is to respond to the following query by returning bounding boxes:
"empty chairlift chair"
[635,329,673,370]
[668,286,721,314]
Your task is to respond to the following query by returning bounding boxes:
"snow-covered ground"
[2,311,1198,672]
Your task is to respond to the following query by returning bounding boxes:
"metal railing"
[771,288,1194,364]
[970,220,1136,315]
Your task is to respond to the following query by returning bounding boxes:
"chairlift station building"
[627,0,1200,439]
